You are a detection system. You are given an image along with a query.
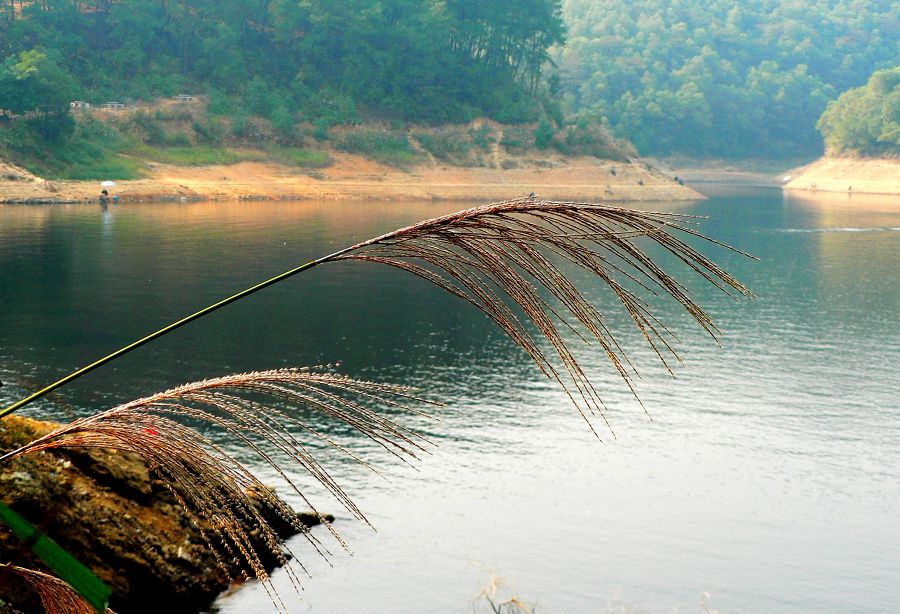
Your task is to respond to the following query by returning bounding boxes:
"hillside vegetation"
[0,97,635,180]
[0,0,564,126]
[817,67,900,158]
[5,0,895,167]
[558,0,899,159]
[0,1,644,179]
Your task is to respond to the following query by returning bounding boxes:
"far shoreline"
[1,153,703,204]
[783,156,900,197]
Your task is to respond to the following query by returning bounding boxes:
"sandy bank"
[649,159,782,187]
[783,157,900,196]
[1,154,702,203]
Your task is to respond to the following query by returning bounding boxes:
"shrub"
[499,126,535,153]
[192,119,225,145]
[269,105,297,142]
[230,114,248,138]
[207,89,237,116]
[228,116,273,143]
[551,122,636,161]
[302,88,359,127]
[267,147,333,168]
[313,119,330,141]
[469,125,495,151]
[413,127,474,164]
[534,119,554,149]
[129,111,168,145]
[332,127,421,166]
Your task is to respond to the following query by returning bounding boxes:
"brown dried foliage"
[3,368,434,610]
[2,198,749,611]
[342,197,751,434]
[0,564,114,614]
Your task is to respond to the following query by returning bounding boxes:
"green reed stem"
[0,246,354,420]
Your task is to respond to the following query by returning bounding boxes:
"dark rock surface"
[0,416,328,613]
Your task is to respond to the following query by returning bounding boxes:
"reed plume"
[0,564,114,614]
[1,197,750,425]
[2,367,434,610]
[341,197,751,434]
[0,197,750,611]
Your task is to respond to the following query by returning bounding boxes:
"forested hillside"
[4,0,897,167]
[558,0,899,159]
[0,0,563,128]
[817,67,900,157]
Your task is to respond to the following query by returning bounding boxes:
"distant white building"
[70,101,91,110]
[174,94,195,102]
[100,102,126,111]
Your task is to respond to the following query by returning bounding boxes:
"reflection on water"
[1,190,898,612]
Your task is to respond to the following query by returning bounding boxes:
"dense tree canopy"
[0,49,77,138]
[817,67,900,157]
[0,0,564,126]
[4,0,895,161]
[557,0,899,159]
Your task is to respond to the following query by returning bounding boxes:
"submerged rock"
[0,416,329,613]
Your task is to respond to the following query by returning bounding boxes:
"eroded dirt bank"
[1,154,703,204]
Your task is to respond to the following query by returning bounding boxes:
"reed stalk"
[0,197,751,611]
[1,197,750,427]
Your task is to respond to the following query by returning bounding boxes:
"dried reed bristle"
[3,367,435,611]
[340,197,751,435]
[1,198,750,613]
[0,564,115,614]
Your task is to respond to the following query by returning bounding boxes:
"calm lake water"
[1,187,898,613]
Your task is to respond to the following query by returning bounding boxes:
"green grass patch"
[332,128,422,166]
[19,151,146,181]
[0,121,147,180]
[267,147,333,168]
[53,154,146,180]
[130,145,266,166]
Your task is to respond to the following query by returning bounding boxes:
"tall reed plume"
[342,197,751,434]
[3,367,435,611]
[1,197,750,611]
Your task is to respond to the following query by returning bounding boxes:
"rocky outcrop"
[0,416,328,613]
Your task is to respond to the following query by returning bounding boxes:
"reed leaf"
[1,367,435,610]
